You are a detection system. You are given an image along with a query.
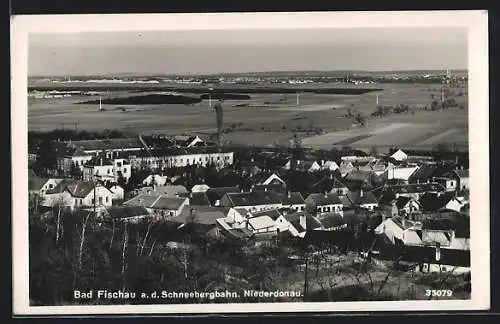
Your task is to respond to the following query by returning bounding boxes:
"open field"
[28,82,468,152]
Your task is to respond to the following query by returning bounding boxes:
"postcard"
[11,10,490,315]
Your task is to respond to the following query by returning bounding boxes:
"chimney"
[100,158,103,166]
[435,243,441,262]
[329,173,333,180]
[324,191,328,198]
[287,191,291,198]
[360,188,364,197]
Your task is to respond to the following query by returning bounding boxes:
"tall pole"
[296,93,300,106]
[376,94,379,105]
[99,96,102,111]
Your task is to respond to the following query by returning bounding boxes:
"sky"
[28,28,468,76]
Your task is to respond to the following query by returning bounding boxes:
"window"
[75,199,78,205]
[80,199,83,205]
[205,157,208,161]
[107,169,110,174]
[217,156,220,160]
[99,197,103,204]
[117,162,122,167]
[49,184,53,189]
[187,159,190,164]
[105,196,109,203]
[124,168,127,173]
[91,199,95,204]
[96,170,99,175]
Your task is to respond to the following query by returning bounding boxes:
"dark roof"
[108,206,150,219]
[225,191,282,207]
[278,192,306,205]
[189,192,211,206]
[307,215,323,230]
[344,170,374,182]
[289,219,305,232]
[385,183,446,194]
[174,206,226,225]
[284,211,303,223]
[129,146,233,158]
[310,176,348,193]
[46,179,99,198]
[65,147,90,157]
[418,192,457,211]
[69,137,143,151]
[206,186,240,205]
[395,196,412,209]
[408,165,437,182]
[347,190,378,205]
[84,157,114,167]
[306,193,342,206]
[252,184,286,193]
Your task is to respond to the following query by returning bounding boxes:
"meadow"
[28,82,468,152]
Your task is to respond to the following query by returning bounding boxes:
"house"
[205,186,240,207]
[393,196,421,215]
[418,192,467,213]
[59,147,93,173]
[275,212,306,238]
[432,176,458,192]
[320,160,340,172]
[142,174,168,186]
[257,172,287,186]
[305,192,343,215]
[191,184,211,193]
[252,183,286,194]
[454,168,470,190]
[41,179,114,210]
[407,165,438,184]
[189,192,212,206]
[34,178,64,196]
[339,161,354,177]
[278,191,306,212]
[383,164,419,182]
[390,149,408,161]
[123,194,189,217]
[220,191,283,213]
[310,174,349,196]
[374,216,424,246]
[67,137,144,156]
[174,135,205,148]
[107,183,125,201]
[346,189,379,211]
[173,206,227,227]
[136,185,188,198]
[107,206,151,223]
[375,183,447,202]
[83,157,132,184]
[283,160,321,173]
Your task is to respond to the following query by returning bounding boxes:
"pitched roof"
[278,192,305,205]
[455,169,469,178]
[108,206,150,219]
[289,218,306,232]
[124,194,186,210]
[46,179,102,198]
[174,206,226,225]
[206,186,240,205]
[252,184,286,193]
[189,192,211,206]
[395,196,412,209]
[306,215,323,230]
[225,191,282,207]
[248,216,276,230]
[191,184,210,193]
[408,165,437,182]
[66,147,90,157]
[344,170,374,182]
[69,137,143,151]
[306,193,342,206]
[418,192,457,211]
[311,176,348,193]
[138,185,188,197]
[347,190,378,205]
[385,183,446,195]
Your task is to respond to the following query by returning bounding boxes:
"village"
[28,133,471,280]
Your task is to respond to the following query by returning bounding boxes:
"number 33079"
[425,289,453,297]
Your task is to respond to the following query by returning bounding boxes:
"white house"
[279,192,306,212]
[275,213,307,238]
[38,178,64,196]
[142,174,168,186]
[305,193,343,215]
[83,157,132,183]
[385,164,419,182]
[108,184,125,201]
[433,176,459,192]
[260,173,287,186]
[220,191,283,213]
[390,149,408,161]
[60,148,93,173]
[320,160,339,172]
[41,179,114,210]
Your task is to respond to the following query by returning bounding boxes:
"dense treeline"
[79,94,202,105]
[200,93,251,100]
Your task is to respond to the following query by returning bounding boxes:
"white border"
[11,11,490,315]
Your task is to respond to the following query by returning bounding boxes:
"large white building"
[83,157,132,183]
[128,148,234,170]
[40,179,114,210]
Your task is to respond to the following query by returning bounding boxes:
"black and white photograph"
[11,11,490,315]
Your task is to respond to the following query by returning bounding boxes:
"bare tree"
[78,212,92,270]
